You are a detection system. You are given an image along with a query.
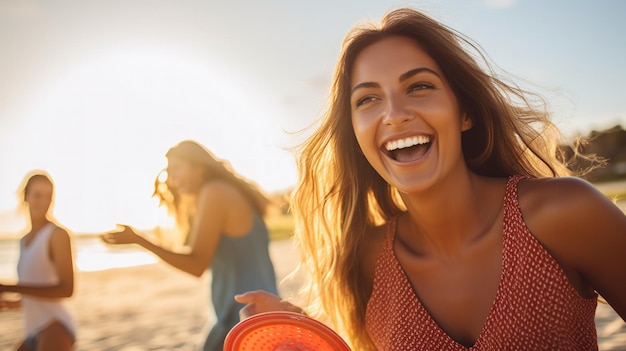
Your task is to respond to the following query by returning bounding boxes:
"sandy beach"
[1,239,624,350]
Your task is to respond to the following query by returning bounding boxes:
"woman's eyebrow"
[351,81,379,95]
[351,67,441,96]
[399,67,440,82]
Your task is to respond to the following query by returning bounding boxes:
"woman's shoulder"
[199,180,241,200]
[518,177,626,305]
[517,176,624,268]
[49,224,71,244]
[517,176,608,218]
[197,180,256,233]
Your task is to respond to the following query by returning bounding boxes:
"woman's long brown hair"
[289,8,600,350]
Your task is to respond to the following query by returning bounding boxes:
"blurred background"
[1,1,626,349]
[1,0,625,235]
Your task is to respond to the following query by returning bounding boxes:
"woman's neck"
[30,216,50,233]
[399,173,501,255]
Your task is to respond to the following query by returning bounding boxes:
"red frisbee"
[223,311,351,351]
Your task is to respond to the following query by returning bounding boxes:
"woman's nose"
[382,95,413,126]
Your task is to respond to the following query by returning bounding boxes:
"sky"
[1,0,625,235]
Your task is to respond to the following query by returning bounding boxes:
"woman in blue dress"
[101,140,278,351]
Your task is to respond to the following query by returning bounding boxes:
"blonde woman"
[102,140,278,351]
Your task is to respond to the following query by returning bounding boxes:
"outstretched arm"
[0,227,74,298]
[101,183,227,277]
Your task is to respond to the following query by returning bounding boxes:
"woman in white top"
[0,171,75,351]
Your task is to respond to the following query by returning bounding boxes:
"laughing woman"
[0,171,76,351]
[235,8,626,351]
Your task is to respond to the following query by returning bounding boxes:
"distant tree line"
[561,124,626,183]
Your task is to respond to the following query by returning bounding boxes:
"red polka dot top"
[365,175,598,350]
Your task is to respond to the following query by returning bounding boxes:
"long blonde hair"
[153,140,271,231]
[290,8,599,350]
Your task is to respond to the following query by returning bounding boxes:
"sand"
[1,239,624,350]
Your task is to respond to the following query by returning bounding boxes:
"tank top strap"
[384,214,400,249]
[505,175,528,195]
[503,175,530,221]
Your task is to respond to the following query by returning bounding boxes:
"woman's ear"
[461,113,473,132]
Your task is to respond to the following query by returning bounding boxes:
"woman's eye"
[355,95,376,107]
[408,82,434,93]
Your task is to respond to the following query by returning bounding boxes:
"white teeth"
[385,135,430,151]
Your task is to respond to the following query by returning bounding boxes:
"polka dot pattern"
[365,175,599,350]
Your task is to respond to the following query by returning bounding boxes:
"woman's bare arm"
[102,182,231,277]
[522,177,626,321]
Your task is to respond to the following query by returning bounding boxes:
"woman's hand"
[235,290,305,320]
[100,225,139,245]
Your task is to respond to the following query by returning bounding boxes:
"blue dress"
[201,212,278,351]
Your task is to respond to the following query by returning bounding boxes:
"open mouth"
[384,135,432,162]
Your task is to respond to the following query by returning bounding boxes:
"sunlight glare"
[5,50,286,235]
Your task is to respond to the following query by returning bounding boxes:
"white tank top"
[17,222,76,338]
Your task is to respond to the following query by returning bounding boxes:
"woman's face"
[25,180,53,219]
[166,156,204,195]
[350,36,472,193]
